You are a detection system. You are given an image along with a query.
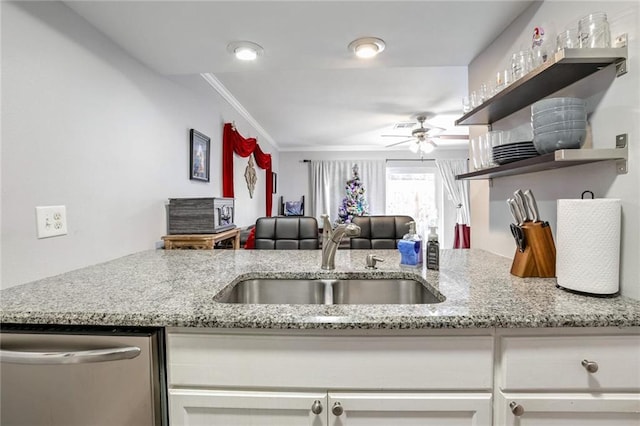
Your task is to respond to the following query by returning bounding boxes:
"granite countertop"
[1,249,639,329]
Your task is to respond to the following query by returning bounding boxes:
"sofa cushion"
[254,217,319,250]
[350,215,415,249]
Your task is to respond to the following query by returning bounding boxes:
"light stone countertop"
[1,249,639,329]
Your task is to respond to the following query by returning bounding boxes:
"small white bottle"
[426,226,440,270]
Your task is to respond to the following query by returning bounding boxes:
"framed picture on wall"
[190,129,210,182]
[272,172,277,193]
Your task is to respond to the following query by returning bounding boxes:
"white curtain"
[310,160,385,224]
[435,159,470,225]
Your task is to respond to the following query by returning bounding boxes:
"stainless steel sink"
[332,279,441,304]
[216,278,444,305]
[219,279,327,305]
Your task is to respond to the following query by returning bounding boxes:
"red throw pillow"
[244,227,256,249]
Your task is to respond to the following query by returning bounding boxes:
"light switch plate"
[36,205,68,239]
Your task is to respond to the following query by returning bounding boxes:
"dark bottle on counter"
[426,226,439,270]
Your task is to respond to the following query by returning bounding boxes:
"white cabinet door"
[169,389,328,426]
[327,392,492,426]
[497,392,640,426]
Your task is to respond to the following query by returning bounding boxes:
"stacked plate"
[492,141,539,165]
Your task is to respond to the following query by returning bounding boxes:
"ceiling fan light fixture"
[409,142,420,153]
[420,141,436,154]
[227,41,264,61]
[348,37,385,59]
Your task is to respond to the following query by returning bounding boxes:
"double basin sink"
[216,277,445,305]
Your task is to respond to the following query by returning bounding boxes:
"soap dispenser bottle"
[404,221,423,264]
[426,226,440,270]
[398,221,422,267]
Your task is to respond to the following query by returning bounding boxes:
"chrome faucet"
[321,215,361,270]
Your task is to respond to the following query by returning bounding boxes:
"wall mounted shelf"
[455,46,628,126]
[456,135,628,181]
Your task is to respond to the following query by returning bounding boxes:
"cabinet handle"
[0,346,141,364]
[311,400,323,415]
[582,359,599,373]
[509,401,525,416]
[332,401,344,416]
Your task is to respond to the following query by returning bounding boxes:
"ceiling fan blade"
[422,124,446,132]
[381,134,412,138]
[432,134,469,140]
[385,138,413,148]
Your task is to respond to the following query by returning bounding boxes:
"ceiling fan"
[383,115,469,154]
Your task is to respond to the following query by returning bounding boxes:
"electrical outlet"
[36,205,68,239]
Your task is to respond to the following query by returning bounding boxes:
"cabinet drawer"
[500,335,640,391]
[168,333,493,390]
[496,392,640,426]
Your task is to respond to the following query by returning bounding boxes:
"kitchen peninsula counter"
[1,249,639,329]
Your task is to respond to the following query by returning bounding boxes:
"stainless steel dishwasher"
[0,325,167,426]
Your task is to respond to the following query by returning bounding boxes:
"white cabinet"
[169,389,327,426]
[166,328,640,426]
[496,331,640,425]
[169,390,491,426]
[496,393,640,426]
[166,330,494,426]
[327,392,491,426]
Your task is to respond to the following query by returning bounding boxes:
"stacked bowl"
[531,97,587,154]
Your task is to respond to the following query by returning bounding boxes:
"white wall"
[279,149,468,248]
[1,2,277,289]
[169,74,280,226]
[468,1,640,299]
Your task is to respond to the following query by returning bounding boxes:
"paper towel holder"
[555,196,621,297]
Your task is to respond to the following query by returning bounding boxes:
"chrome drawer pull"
[509,401,525,416]
[332,401,344,416]
[311,400,323,415]
[582,359,599,373]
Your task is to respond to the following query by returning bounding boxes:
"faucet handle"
[366,254,384,269]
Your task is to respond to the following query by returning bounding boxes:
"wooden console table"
[162,228,241,250]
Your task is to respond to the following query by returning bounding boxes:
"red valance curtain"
[222,123,273,217]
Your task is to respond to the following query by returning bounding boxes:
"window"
[385,162,444,239]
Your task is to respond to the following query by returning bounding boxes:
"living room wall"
[1,2,277,289]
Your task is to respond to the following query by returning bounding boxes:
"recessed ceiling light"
[227,41,264,61]
[348,37,385,59]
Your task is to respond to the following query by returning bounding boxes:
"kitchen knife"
[507,198,523,225]
[513,189,530,222]
[524,189,540,222]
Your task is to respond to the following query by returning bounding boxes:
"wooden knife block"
[510,222,556,278]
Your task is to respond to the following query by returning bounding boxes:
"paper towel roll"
[556,198,621,295]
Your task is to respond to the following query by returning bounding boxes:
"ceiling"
[65,1,534,152]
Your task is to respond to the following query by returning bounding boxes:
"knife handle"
[524,189,540,222]
[513,190,529,221]
[507,198,523,225]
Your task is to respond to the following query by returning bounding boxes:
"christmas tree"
[336,164,369,224]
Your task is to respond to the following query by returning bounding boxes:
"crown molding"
[200,73,278,149]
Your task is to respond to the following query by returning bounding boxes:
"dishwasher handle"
[0,346,141,364]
